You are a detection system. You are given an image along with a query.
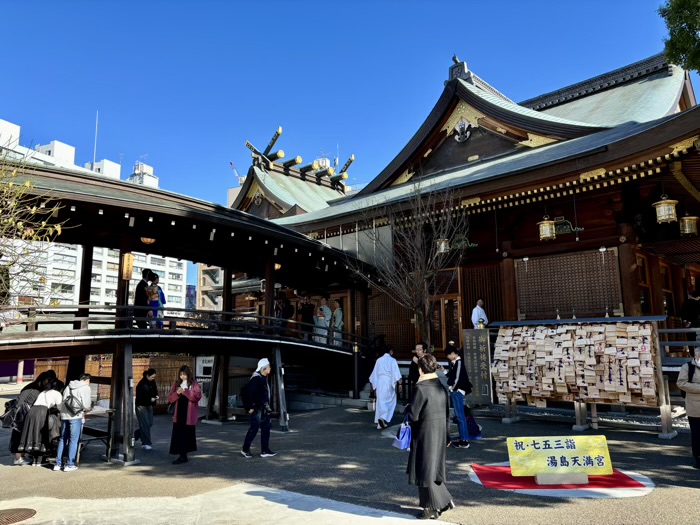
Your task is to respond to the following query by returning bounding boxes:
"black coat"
[406,377,449,487]
[408,360,420,386]
[446,358,472,394]
[248,373,270,410]
[134,279,149,308]
[135,378,159,407]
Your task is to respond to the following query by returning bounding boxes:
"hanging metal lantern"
[537,216,556,241]
[436,239,450,254]
[680,214,699,236]
[653,195,678,224]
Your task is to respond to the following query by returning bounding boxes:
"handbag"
[392,415,411,451]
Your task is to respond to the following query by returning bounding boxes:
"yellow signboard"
[507,435,613,477]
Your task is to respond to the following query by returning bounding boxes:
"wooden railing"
[0,304,371,353]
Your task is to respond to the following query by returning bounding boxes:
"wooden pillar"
[223,268,233,325]
[110,342,137,464]
[74,243,94,330]
[501,257,518,321]
[648,255,665,316]
[264,258,275,327]
[273,344,289,431]
[116,250,132,329]
[617,242,642,317]
[206,355,220,420]
[66,356,85,383]
[218,354,230,423]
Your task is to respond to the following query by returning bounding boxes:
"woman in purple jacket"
[167,366,202,464]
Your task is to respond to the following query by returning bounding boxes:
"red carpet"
[471,464,645,490]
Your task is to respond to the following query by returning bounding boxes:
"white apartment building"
[0,119,187,313]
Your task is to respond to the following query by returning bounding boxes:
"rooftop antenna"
[334,142,339,169]
[92,110,99,169]
[118,152,124,165]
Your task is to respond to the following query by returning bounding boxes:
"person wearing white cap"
[241,358,277,459]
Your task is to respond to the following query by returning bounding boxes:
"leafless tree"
[347,181,470,347]
[0,152,68,325]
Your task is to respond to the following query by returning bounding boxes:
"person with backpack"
[677,350,700,469]
[54,374,92,472]
[18,378,64,466]
[4,370,56,466]
[240,358,277,459]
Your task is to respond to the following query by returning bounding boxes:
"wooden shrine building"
[236,52,700,358]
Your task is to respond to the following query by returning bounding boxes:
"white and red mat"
[468,463,654,498]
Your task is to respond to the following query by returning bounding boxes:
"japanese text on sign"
[506,435,613,476]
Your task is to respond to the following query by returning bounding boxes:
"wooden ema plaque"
[491,322,659,407]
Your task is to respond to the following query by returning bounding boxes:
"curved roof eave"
[355,78,607,198]
[273,106,700,229]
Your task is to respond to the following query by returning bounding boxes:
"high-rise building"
[1,118,187,313]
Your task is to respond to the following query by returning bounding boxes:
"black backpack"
[63,386,85,416]
[0,398,18,429]
[681,361,696,398]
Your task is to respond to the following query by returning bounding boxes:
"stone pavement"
[1,406,699,525]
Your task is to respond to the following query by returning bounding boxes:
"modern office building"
[0,118,187,312]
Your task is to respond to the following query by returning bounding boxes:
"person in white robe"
[313,297,332,344]
[369,349,402,429]
[471,299,488,328]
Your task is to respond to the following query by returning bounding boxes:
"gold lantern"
[436,239,450,254]
[680,214,699,236]
[652,195,678,224]
[537,216,556,241]
[140,237,156,245]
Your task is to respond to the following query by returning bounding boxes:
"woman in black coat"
[406,354,455,520]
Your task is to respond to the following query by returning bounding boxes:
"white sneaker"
[142,445,153,451]
[53,465,62,472]
[63,465,78,472]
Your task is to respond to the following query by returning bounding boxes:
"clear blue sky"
[1,1,696,285]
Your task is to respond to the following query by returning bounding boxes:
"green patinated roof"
[536,66,686,126]
[273,107,700,228]
[248,165,346,213]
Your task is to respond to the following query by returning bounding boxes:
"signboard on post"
[507,435,613,477]
[462,329,492,405]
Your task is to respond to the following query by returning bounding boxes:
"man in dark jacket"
[133,268,152,328]
[408,342,428,386]
[297,295,315,341]
[445,347,472,449]
[241,358,277,459]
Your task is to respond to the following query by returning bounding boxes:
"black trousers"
[689,416,700,459]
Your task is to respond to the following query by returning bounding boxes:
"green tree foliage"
[658,0,700,73]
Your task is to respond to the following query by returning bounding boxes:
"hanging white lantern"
[653,195,678,224]
[436,239,450,254]
[537,216,556,241]
[680,214,699,236]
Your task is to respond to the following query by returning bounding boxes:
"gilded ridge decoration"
[441,100,486,135]
[579,168,607,181]
[519,133,557,148]
[391,169,415,186]
[669,136,699,155]
[461,197,481,207]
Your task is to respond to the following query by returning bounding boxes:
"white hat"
[256,358,271,372]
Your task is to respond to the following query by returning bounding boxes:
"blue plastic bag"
[392,416,411,451]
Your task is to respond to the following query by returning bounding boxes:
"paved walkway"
[1,405,699,524]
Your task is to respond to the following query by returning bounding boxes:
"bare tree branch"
[346,180,470,346]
